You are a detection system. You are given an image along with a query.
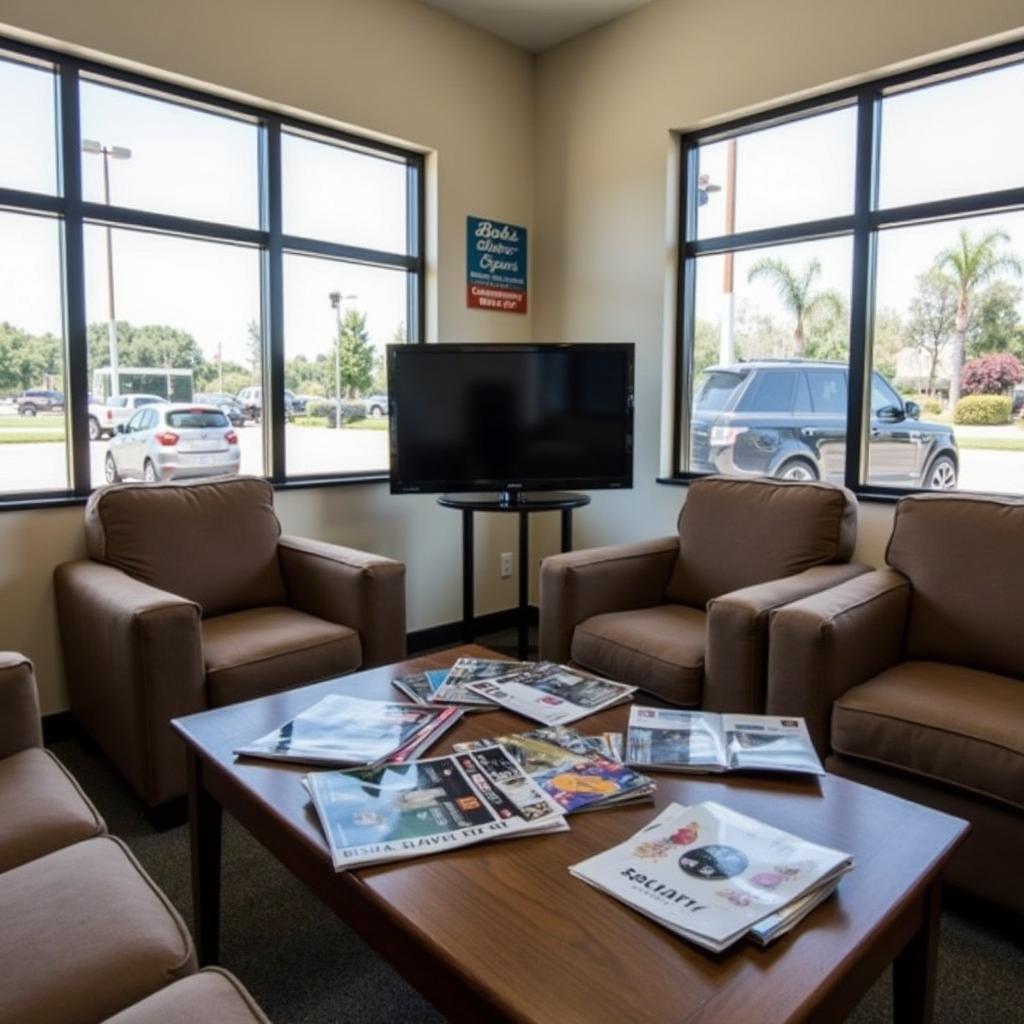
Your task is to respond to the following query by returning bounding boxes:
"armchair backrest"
[664,475,857,607]
[887,493,1024,679]
[85,476,287,618]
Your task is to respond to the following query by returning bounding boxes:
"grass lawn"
[0,413,66,444]
[291,416,388,430]
[956,437,1024,452]
[346,418,388,430]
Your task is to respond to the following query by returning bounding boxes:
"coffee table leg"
[893,879,941,1024]
[187,750,222,966]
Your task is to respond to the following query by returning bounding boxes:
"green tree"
[871,307,904,383]
[246,320,262,384]
[336,307,374,398]
[934,228,1022,408]
[746,257,844,357]
[906,268,957,395]
[966,280,1024,362]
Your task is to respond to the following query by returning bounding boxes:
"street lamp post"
[328,290,357,431]
[82,139,132,399]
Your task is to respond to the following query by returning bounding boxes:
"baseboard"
[407,605,539,654]
[41,710,78,745]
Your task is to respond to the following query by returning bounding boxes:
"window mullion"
[262,116,286,483]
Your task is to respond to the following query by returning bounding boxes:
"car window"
[794,373,813,414]
[871,373,903,415]
[167,409,229,429]
[108,396,126,408]
[126,409,147,432]
[738,370,799,413]
[137,396,161,407]
[805,371,847,414]
[695,370,748,412]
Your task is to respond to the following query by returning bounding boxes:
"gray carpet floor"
[47,638,1024,1023]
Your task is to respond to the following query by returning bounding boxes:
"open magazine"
[391,669,449,704]
[625,708,824,775]
[429,658,526,707]
[305,744,568,870]
[570,801,853,952]
[233,693,462,767]
[453,727,652,814]
[466,663,636,726]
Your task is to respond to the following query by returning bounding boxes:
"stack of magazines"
[397,658,527,709]
[453,726,653,814]
[233,693,462,767]
[625,708,824,776]
[570,801,853,951]
[305,744,569,870]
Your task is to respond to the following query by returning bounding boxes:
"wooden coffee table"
[172,645,968,1024]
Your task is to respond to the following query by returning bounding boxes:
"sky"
[0,56,411,376]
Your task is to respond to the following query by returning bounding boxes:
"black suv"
[691,360,959,490]
[17,389,65,416]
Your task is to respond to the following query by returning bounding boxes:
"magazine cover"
[306,745,568,870]
[569,801,853,952]
[466,663,636,726]
[625,707,726,771]
[430,657,524,706]
[234,693,460,767]
[454,728,654,813]
[723,716,824,775]
[391,669,449,704]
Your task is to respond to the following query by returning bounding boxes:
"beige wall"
[532,0,1024,557]
[0,0,537,712]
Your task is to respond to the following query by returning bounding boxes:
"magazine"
[625,708,824,775]
[465,663,636,725]
[454,727,654,814]
[391,669,448,704]
[233,693,462,767]
[429,657,528,707]
[305,744,569,870]
[747,876,841,946]
[569,801,853,952]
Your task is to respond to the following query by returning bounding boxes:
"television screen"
[387,343,634,494]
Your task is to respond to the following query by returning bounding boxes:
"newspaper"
[570,801,853,952]
[306,744,568,870]
[466,663,636,725]
[626,708,824,775]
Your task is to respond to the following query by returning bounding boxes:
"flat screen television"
[387,343,634,496]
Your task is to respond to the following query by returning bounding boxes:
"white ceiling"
[418,0,656,53]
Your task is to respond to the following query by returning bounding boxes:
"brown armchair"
[539,475,866,710]
[767,492,1024,913]
[55,476,406,812]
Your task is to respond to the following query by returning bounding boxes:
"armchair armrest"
[278,536,406,668]
[54,561,204,806]
[0,652,42,759]
[766,568,911,756]
[704,562,869,714]
[539,537,679,664]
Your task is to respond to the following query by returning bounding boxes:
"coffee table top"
[174,645,969,1024]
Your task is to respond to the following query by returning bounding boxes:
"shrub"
[306,400,366,427]
[953,395,1012,425]
[908,394,943,416]
[961,354,1024,396]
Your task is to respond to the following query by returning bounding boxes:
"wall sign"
[467,216,527,314]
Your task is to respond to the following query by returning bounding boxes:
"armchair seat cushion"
[571,604,706,705]
[0,748,106,873]
[203,605,361,707]
[832,660,1024,811]
[0,836,195,1024]
[102,968,270,1024]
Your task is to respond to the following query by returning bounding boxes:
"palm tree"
[935,228,1022,409]
[746,257,843,357]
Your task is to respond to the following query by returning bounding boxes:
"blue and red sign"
[467,216,527,314]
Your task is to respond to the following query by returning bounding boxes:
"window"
[0,37,423,506]
[677,42,1024,498]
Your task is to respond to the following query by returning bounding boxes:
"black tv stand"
[437,492,591,660]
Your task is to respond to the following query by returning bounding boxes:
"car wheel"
[776,458,819,482]
[143,459,159,483]
[369,404,384,418]
[925,454,957,491]
[88,416,101,441]
[104,452,121,484]
[20,404,36,417]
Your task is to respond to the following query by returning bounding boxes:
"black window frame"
[0,34,425,509]
[670,39,1024,501]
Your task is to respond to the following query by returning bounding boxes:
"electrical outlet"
[500,552,513,578]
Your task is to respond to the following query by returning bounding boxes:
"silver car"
[104,403,241,483]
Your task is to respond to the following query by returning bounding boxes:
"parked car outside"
[690,359,959,490]
[194,392,246,427]
[1013,385,1024,419]
[285,390,306,415]
[17,389,65,416]
[236,386,294,423]
[88,393,168,440]
[104,403,240,483]
[360,393,388,418]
